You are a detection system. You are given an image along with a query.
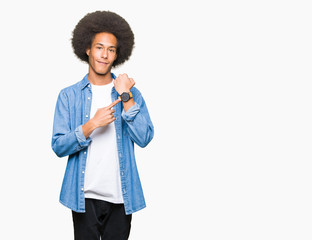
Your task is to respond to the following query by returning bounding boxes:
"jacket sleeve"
[51,90,91,157]
[121,91,154,148]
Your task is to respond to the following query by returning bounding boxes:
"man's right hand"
[82,99,121,138]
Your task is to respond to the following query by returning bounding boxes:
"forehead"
[92,32,117,46]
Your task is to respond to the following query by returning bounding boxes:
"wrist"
[118,89,131,95]
[88,118,98,130]
[119,91,133,102]
[82,119,97,138]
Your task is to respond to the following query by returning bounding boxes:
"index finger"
[106,98,121,109]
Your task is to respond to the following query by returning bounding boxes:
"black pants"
[72,198,132,240]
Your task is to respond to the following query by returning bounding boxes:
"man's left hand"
[114,73,135,94]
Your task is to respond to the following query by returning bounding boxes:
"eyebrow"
[95,43,117,48]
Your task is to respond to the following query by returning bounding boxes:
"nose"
[102,49,108,59]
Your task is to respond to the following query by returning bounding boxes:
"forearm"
[52,126,91,157]
[123,98,135,112]
[82,99,120,138]
[82,119,97,139]
[122,102,154,148]
[125,114,154,148]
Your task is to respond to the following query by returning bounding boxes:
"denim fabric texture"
[52,73,154,214]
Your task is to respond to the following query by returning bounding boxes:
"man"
[52,11,154,240]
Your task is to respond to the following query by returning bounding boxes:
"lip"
[97,60,109,65]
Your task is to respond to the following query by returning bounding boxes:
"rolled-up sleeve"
[121,103,140,121]
[74,125,91,148]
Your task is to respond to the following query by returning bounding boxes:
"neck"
[88,69,113,85]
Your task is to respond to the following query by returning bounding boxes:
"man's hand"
[92,99,121,127]
[114,73,136,112]
[114,73,135,95]
[82,99,121,138]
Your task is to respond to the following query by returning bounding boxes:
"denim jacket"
[51,73,154,214]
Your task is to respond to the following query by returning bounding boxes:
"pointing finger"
[106,98,121,109]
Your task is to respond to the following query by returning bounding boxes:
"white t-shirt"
[84,82,123,203]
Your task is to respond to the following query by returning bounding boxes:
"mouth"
[97,60,109,65]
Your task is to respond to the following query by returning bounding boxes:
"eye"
[96,46,103,50]
[109,48,116,53]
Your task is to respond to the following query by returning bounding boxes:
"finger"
[106,98,121,109]
[129,78,135,85]
[109,113,116,120]
[106,108,115,114]
[118,73,127,78]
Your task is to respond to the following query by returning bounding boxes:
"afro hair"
[71,11,134,67]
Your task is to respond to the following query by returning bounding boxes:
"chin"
[95,71,109,76]
[93,67,109,75]
[97,67,113,75]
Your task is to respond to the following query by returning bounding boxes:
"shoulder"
[61,81,82,94]
[58,77,86,98]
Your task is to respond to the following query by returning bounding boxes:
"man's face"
[86,32,118,76]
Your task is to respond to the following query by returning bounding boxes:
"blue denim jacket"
[51,73,154,215]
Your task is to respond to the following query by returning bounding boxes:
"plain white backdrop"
[0,0,311,239]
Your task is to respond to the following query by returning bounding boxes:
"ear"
[86,48,90,56]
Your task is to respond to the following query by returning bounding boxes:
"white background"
[0,0,311,239]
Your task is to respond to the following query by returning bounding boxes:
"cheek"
[90,49,101,58]
[92,51,99,59]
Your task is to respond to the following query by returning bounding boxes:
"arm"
[114,74,154,147]
[51,90,91,158]
[82,99,121,138]
[122,91,154,148]
[114,73,135,112]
